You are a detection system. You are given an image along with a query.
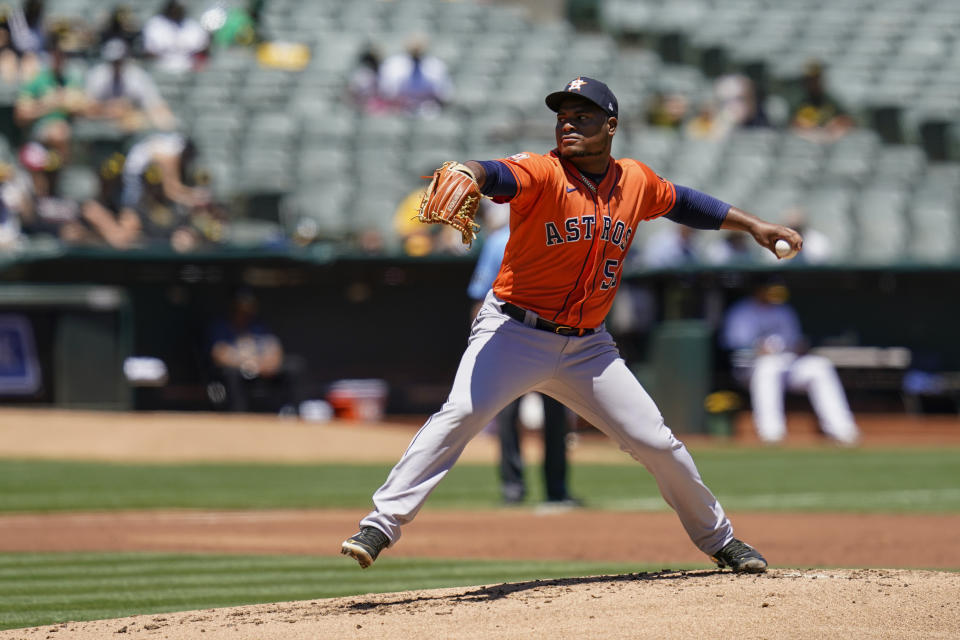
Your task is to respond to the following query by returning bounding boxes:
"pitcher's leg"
[361,395,497,541]
[545,345,732,555]
[360,312,547,543]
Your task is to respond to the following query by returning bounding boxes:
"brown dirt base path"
[0,409,958,638]
[0,509,958,569]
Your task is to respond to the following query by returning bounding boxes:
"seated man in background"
[207,289,302,414]
[720,280,860,445]
[84,38,177,133]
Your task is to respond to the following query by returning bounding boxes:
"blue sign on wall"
[0,314,41,395]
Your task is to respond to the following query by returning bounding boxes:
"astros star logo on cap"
[567,77,587,91]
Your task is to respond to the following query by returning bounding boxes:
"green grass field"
[0,553,675,631]
[1,446,958,630]
[1,447,958,513]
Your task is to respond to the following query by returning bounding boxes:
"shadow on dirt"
[344,569,729,611]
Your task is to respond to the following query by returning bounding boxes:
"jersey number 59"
[600,259,619,290]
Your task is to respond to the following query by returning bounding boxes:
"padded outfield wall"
[0,249,957,421]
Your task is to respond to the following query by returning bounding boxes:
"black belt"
[500,302,595,337]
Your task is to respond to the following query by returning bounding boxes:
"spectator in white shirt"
[142,0,209,73]
[85,38,176,132]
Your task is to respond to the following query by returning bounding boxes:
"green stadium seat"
[280,186,352,241]
[408,113,467,151]
[406,147,464,176]
[206,50,257,74]
[196,157,237,200]
[352,114,412,152]
[237,147,296,195]
[627,128,680,169]
[297,147,352,183]
[246,112,299,142]
[225,219,285,249]
[57,166,98,202]
[184,84,235,112]
[906,198,959,263]
[873,144,927,185]
[851,187,910,263]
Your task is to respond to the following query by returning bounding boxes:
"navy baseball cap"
[545,76,618,118]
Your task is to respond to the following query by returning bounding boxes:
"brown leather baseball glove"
[417,161,483,246]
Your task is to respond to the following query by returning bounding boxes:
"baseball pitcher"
[343,76,803,573]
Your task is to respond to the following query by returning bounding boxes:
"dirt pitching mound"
[3,569,956,640]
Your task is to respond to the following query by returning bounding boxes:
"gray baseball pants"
[360,291,735,556]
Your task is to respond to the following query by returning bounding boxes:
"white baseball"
[775,239,797,259]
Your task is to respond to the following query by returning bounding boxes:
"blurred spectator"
[176,165,229,251]
[347,44,388,114]
[97,5,142,56]
[15,140,89,244]
[14,30,87,160]
[645,91,689,130]
[720,280,860,445]
[0,160,28,249]
[392,184,431,256]
[378,33,452,115]
[206,288,303,414]
[80,151,140,249]
[790,61,855,142]
[84,38,176,132]
[641,222,701,267]
[0,9,24,84]
[685,75,769,141]
[119,131,211,249]
[204,0,262,50]
[702,231,757,265]
[392,177,469,257]
[714,73,770,129]
[142,0,209,73]
[684,102,723,140]
[4,0,45,81]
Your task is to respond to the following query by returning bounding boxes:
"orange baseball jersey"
[491,150,676,328]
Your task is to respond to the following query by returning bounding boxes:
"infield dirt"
[0,409,958,638]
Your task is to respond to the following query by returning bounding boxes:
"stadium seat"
[297,148,353,187]
[408,113,467,152]
[57,165,98,202]
[352,114,412,153]
[907,198,959,263]
[280,186,352,242]
[225,219,286,249]
[245,112,300,144]
[851,187,910,263]
[301,108,359,150]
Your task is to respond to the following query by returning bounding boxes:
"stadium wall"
[0,251,957,418]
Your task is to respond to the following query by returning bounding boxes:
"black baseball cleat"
[711,538,768,573]
[341,526,390,569]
